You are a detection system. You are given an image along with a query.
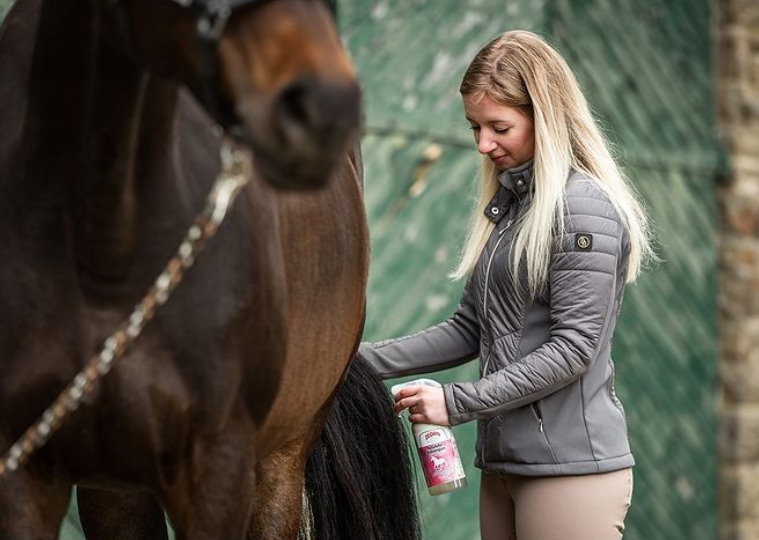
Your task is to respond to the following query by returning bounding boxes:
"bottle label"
[417,427,464,487]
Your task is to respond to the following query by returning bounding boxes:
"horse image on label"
[431,456,448,471]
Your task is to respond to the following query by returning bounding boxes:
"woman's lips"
[491,155,508,165]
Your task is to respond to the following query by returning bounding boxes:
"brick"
[720,237,759,274]
[720,318,759,402]
[732,318,759,357]
[721,196,759,234]
[719,282,759,327]
[717,26,743,81]
[721,358,759,403]
[722,1,759,27]
[731,165,759,196]
[719,238,759,280]
[720,405,759,462]
[721,520,759,540]
[731,155,759,177]
[729,126,759,156]
[721,314,759,384]
[721,464,759,520]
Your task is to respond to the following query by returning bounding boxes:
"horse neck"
[19,0,182,297]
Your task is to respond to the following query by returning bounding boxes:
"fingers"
[392,386,421,414]
[394,386,421,399]
[400,387,450,426]
[393,395,420,414]
[393,386,449,426]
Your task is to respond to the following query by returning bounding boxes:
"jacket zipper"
[481,218,514,377]
[479,218,514,466]
[531,402,559,462]
[531,403,544,432]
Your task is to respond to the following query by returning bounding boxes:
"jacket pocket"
[530,401,560,463]
[484,404,558,465]
[608,358,626,421]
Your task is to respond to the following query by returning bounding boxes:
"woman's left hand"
[393,385,450,426]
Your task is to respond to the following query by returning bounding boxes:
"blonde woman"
[358,30,654,540]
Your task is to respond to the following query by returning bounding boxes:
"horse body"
[0,0,388,538]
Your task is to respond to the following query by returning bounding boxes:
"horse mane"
[301,356,420,540]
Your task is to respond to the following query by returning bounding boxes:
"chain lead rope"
[0,142,252,479]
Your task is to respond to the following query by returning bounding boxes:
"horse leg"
[77,487,169,540]
[0,467,71,539]
[164,426,257,540]
[246,433,316,540]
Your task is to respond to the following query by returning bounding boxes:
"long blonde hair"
[450,30,654,295]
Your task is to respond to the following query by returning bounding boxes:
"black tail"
[300,356,420,540]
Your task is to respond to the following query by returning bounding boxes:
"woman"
[358,30,654,539]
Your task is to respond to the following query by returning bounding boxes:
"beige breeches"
[479,468,634,540]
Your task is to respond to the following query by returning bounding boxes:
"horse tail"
[301,356,420,540]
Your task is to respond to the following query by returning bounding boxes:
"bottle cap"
[390,378,441,396]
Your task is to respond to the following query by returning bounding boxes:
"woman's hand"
[393,385,450,426]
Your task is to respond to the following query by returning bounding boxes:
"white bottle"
[391,378,468,496]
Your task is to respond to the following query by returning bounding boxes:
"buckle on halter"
[197,7,231,40]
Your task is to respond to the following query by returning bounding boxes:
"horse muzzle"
[229,77,361,190]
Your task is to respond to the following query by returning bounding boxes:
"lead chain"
[0,142,252,479]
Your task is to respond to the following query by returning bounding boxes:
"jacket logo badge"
[576,234,593,251]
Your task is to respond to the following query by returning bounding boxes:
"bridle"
[106,0,338,137]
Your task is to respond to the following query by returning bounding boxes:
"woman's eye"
[494,127,510,134]
[469,126,480,132]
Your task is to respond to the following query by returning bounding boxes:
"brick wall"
[716,1,759,538]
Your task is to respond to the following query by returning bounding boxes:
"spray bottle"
[391,378,468,496]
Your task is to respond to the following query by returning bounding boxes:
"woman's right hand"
[393,385,450,426]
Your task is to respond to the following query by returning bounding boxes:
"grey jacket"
[358,161,635,476]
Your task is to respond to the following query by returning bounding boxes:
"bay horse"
[0,0,418,538]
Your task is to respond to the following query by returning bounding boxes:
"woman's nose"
[477,134,497,154]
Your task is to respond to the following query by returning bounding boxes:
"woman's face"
[463,92,535,170]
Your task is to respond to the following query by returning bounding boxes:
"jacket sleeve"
[444,179,625,425]
[357,276,480,380]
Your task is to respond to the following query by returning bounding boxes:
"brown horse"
[0,0,417,538]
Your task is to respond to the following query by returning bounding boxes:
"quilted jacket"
[358,160,635,476]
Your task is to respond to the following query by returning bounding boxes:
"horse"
[0,0,418,538]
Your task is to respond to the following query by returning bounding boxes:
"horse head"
[100,0,360,189]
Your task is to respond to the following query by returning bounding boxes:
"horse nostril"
[278,79,314,128]
[273,77,360,146]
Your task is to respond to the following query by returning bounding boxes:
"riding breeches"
[479,467,634,540]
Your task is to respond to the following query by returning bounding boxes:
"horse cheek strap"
[195,9,231,129]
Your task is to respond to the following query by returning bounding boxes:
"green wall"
[347,1,721,539]
[0,0,720,538]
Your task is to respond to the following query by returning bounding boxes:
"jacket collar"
[484,159,534,224]
[498,159,534,196]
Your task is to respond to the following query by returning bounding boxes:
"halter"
[107,0,338,137]
[179,0,338,130]
[170,0,337,18]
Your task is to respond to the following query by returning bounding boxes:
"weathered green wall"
[0,0,719,538]
[545,3,720,539]
[347,1,720,539]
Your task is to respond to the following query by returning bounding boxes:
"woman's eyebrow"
[465,116,513,125]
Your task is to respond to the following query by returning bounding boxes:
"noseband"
[106,0,338,137]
